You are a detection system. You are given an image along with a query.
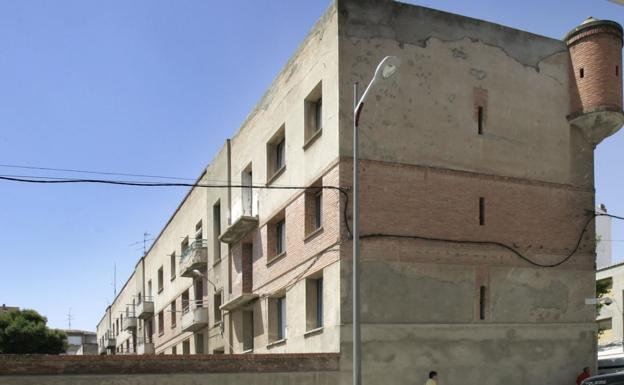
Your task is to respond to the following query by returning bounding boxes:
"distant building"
[597,263,624,373]
[0,304,18,314]
[597,204,613,269]
[62,330,98,355]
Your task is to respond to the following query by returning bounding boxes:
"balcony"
[220,293,259,311]
[181,305,208,333]
[219,216,258,244]
[180,240,208,277]
[137,299,154,320]
[123,317,137,331]
[136,337,155,355]
[106,338,116,349]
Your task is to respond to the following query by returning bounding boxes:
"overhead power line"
[0,174,353,238]
[0,163,196,181]
[1,174,622,269]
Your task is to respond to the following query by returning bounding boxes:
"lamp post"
[352,56,400,385]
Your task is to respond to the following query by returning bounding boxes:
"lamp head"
[374,56,400,82]
[191,269,204,278]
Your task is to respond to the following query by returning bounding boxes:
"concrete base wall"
[339,324,595,385]
[0,354,340,385]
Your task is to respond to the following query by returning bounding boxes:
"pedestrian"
[425,370,438,385]
[576,367,590,385]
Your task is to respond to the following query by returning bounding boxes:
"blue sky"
[0,0,622,331]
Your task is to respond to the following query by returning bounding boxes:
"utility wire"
[0,163,196,181]
[362,213,622,268]
[2,174,623,268]
[0,174,353,239]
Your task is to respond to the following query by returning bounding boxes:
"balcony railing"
[181,303,208,333]
[123,316,137,331]
[180,240,208,277]
[106,338,116,348]
[137,298,154,320]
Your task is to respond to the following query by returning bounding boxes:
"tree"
[0,309,67,354]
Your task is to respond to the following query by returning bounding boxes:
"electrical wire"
[0,163,196,181]
[361,213,621,268]
[2,174,624,268]
[0,174,353,239]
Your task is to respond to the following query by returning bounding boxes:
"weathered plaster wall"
[335,1,599,384]
[337,0,594,188]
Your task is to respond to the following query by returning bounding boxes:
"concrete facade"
[96,1,623,384]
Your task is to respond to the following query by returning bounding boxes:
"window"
[243,311,254,351]
[277,296,286,340]
[268,211,286,262]
[194,279,204,308]
[213,201,221,262]
[158,311,164,335]
[171,301,177,328]
[195,220,203,242]
[306,276,323,331]
[305,182,323,236]
[479,197,485,226]
[195,333,204,354]
[147,280,152,298]
[182,339,191,355]
[214,291,222,323]
[304,81,323,147]
[266,126,286,183]
[275,137,285,171]
[137,292,142,304]
[170,252,176,280]
[182,290,190,313]
[268,296,287,342]
[276,219,286,255]
[157,267,164,293]
[580,68,584,78]
[181,236,189,257]
[171,346,177,355]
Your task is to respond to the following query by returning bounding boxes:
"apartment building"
[597,263,624,373]
[97,1,623,384]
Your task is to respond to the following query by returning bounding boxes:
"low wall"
[0,354,341,385]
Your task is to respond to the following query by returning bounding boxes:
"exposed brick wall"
[567,23,623,116]
[340,158,595,269]
[0,353,339,376]
[229,165,342,300]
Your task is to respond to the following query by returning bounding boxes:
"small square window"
[171,301,177,328]
[304,81,323,148]
[305,181,323,237]
[157,267,164,293]
[306,276,323,330]
[267,126,286,183]
[276,220,286,255]
[268,211,286,262]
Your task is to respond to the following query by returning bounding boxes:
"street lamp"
[352,55,400,385]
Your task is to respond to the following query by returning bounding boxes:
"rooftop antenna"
[143,232,151,256]
[67,308,73,329]
[113,263,117,297]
